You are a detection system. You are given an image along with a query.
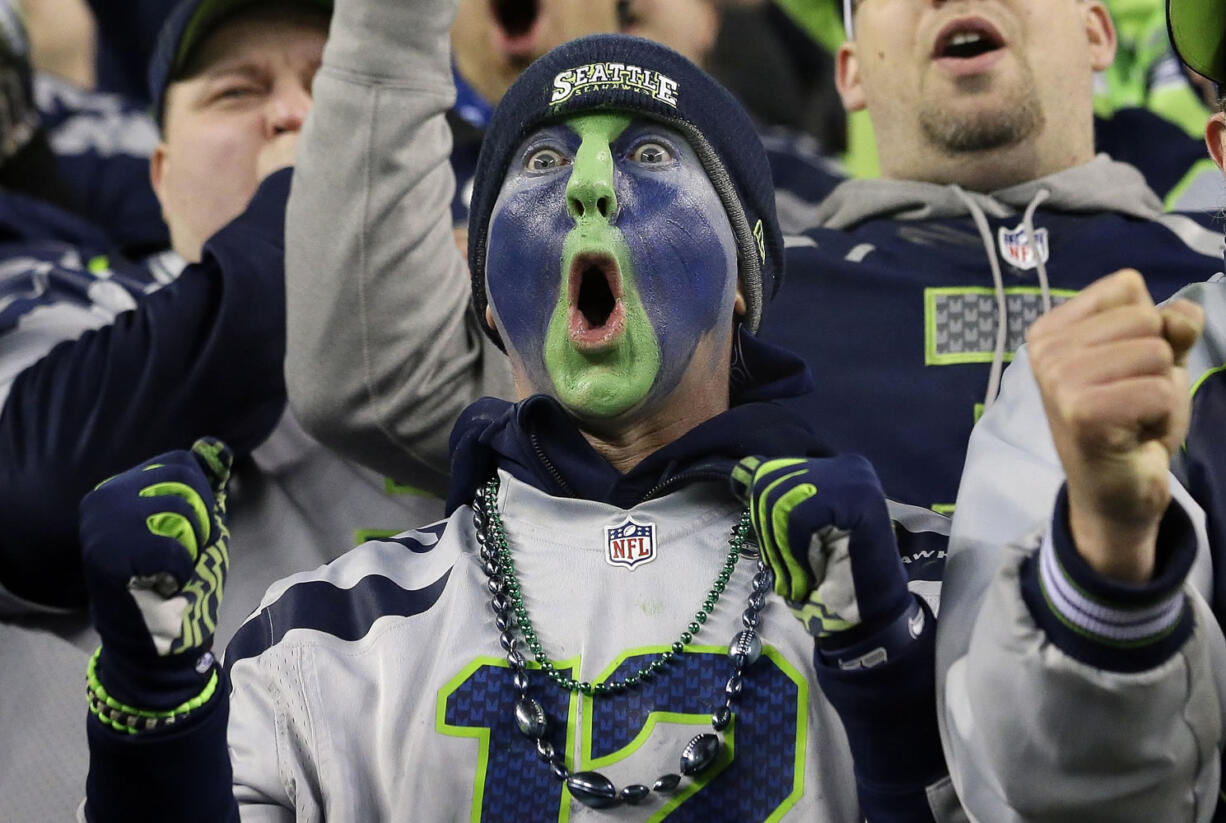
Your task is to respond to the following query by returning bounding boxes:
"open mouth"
[490,0,543,59]
[933,18,1005,63]
[567,252,626,351]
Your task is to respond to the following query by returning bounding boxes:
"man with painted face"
[79,15,962,823]
[281,1,845,500]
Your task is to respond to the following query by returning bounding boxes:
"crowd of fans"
[3,0,1226,819]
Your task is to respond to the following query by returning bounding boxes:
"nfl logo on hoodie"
[605,517,657,570]
[997,223,1050,270]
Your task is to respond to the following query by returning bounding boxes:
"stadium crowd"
[2,0,1226,819]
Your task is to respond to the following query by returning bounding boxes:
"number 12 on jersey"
[438,646,808,821]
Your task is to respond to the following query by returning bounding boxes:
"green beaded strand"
[483,477,751,696]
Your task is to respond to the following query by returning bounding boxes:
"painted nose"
[566,139,619,223]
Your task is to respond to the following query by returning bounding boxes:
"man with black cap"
[77,5,962,820]
[0,1,442,818]
[931,0,1226,818]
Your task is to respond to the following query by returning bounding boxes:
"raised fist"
[1026,269,1203,581]
[731,454,914,653]
[81,437,233,718]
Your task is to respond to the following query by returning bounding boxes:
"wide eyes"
[630,141,673,165]
[522,138,675,173]
[526,147,570,171]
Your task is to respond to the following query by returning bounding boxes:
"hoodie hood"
[445,327,824,512]
[812,155,1163,230]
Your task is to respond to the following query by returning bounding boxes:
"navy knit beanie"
[468,34,783,348]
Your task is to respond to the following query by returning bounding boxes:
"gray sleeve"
[284,0,513,496]
[936,346,1226,822]
[1171,277,1226,401]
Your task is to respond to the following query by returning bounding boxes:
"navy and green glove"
[731,454,921,667]
[80,437,233,733]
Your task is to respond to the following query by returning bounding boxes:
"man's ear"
[835,41,867,113]
[1083,1,1117,72]
[484,305,498,332]
[1205,112,1226,175]
[734,285,746,318]
[149,141,169,209]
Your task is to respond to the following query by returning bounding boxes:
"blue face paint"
[612,121,738,401]
[485,114,738,418]
[485,123,577,386]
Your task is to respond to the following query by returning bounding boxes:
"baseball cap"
[1168,0,1226,84]
[148,0,332,125]
[468,34,783,347]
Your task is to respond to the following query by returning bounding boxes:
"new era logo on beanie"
[468,34,783,350]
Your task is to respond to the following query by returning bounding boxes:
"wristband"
[87,647,218,735]
[815,596,925,670]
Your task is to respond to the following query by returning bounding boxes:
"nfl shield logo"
[604,516,657,570]
[997,223,1050,271]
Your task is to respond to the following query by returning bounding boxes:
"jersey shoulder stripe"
[224,520,455,670]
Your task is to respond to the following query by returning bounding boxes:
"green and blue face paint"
[485,112,738,419]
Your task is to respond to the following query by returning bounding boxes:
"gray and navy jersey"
[221,475,898,820]
[84,470,961,821]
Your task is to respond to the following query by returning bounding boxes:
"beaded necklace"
[473,474,771,809]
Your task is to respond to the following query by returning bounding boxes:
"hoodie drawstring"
[951,186,1055,411]
[1022,189,1052,313]
[951,185,1009,411]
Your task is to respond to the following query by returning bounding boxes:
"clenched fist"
[1026,269,1203,582]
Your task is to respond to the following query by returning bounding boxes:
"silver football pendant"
[514,697,547,739]
[728,630,762,666]
[567,771,619,808]
[679,733,721,776]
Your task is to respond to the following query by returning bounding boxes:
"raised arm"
[939,270,1226,821]
[284,0,513,495]
[0,173,291,612]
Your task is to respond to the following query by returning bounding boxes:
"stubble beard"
[917,67,1044,155]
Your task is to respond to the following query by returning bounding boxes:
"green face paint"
[541,114,662,419]
[544,229,661,418]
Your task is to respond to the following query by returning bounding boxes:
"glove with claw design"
[81,437,233,715]
[731,454,915,650]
